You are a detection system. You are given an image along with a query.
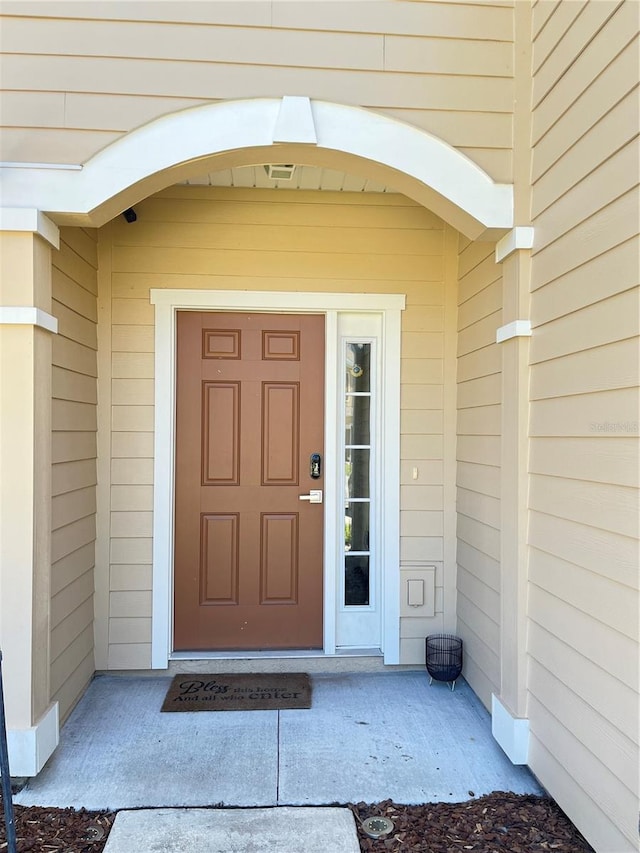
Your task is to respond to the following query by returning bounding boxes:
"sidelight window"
[343,342,374,607]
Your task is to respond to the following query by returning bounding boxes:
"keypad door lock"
[310,453,322,479]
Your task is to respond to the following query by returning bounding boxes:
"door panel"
[260,513,299,603]
[174,311,324,650]
[200,513,239,604]
[262,383,299,484]
[202,382,240,484]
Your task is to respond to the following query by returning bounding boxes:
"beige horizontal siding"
[529,435,638,487]
[1,1,513,37]
[532,2,637,146]
[532,87,638,219]
[531,140,639,250]
[51,228,98,722]
[455,238,502,710]
[0,2,514,180]
[533,38,638,185]
[97,186,455,668]
[543,229,630,311]
[528,3,640,851]
[1,61,511,113]
[5,15,514,77]
[532,2,620,99]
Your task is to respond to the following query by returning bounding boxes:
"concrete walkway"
[102,807,361,853]
[15,671,542,811]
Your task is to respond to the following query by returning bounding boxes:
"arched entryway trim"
[0,97,513,239]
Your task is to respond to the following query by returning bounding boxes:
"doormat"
[160,673,312,712]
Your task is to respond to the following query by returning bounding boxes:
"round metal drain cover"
[85,824,105,841]
[361,816,394,839]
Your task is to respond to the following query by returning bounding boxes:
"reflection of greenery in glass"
[346,502,369,552]
[345,449,369,499]
[344,342,372,606]
[345,344,371,392]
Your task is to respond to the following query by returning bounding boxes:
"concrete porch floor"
[15,671,543,811]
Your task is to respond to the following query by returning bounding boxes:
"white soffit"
[181,165,392,193]
[0,98,513,236]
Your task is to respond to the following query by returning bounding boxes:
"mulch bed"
[1,792,594,852]
[349,794,595,851]
[0,799,115,852]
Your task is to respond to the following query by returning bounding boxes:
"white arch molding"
[0,97,514,239]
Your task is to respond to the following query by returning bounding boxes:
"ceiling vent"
[263,164,296,181]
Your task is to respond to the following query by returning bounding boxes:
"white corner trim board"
[7,702,59,776]
[0,208,60,249]
[495,226,534,263]
[0,307,59,334]
[491,694,529,765]
[496,320,532,343]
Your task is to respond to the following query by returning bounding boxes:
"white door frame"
[150,289,404,667]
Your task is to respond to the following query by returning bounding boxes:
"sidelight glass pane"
[345,448,370,499]
[344,394,370,446]
[343,340,374,610]
[344,501,369,552]
[345,343,371,392]
[345,555,370,606]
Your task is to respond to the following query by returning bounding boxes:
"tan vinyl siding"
[97,186,455,668]
[51,227,98,722]
[0,1,514,181]
[528,2,640,851]
[455,238,502,710]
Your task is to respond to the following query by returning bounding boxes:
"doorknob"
[299,490,323,504]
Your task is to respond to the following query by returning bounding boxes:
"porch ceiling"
[180,164,393,193]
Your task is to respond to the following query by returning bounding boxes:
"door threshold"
[166,649,396,676]
[170,648,383,660]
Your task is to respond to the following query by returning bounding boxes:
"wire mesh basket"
[425,634,463,690]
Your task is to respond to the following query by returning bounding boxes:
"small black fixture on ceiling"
[122,207,137,223]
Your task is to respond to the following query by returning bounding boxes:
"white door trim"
[150,289,404,668]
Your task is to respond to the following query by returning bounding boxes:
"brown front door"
[173,311,325,650]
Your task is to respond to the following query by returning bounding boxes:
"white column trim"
[7,702,59,776]
[0,307,58,334]
[381,307,401,664]
[322,309,338,657]
[495,226,534,263]
[0,208,60,249]
[491,694,529,764]
[496,320,531,343]
[149,289,404,668]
